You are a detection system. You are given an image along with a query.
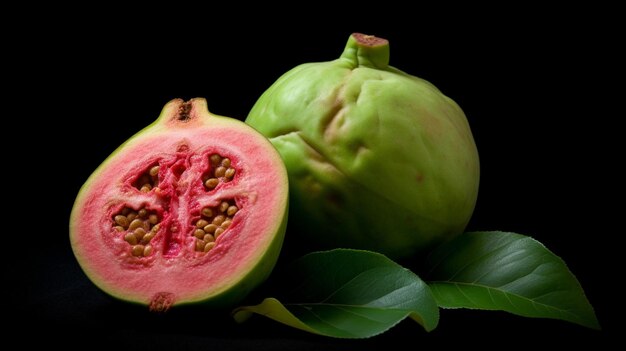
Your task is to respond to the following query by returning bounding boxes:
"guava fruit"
[246,33,479,259]
[70,98,288,311]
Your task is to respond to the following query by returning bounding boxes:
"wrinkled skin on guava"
[247,34,479,259]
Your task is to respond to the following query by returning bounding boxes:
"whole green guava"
[246,33,479,259]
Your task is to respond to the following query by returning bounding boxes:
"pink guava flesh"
[70,99,288,310]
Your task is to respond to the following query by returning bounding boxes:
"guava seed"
[196,219,209,228]
[141,232,155,244]
[194,229,205,239]
[212,215,225,226]
[210,154,221,165]
[205,178,219,189]
[225,168,235,179]
[219,202,229,212]
[114,215,129,228]
[214,227,225,238]
[203,224,217,233]
[148,214,158,224]
[132,245,144,257]
[134,228,147,240]
[227,206,238,216]
[215,166,226,178]
[202,207,213,218]
[149,166,160,177]
[124,233,138,245]
[195,240,205,251]
[129,219,143,231]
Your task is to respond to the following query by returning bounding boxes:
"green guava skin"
[246,34,480,259]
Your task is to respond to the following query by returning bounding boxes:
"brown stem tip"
[352,33,389,47]
[177,101,192,121]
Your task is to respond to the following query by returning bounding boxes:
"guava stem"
[340,33,390,69]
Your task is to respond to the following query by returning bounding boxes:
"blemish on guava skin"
[326,191,344,207]
[416,172,424,183]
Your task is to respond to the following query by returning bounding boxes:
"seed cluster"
[192,199,239,252]
[204,154,235,190]
[135,165,160,192]
[113,206,160,257]
[112,155,239,259]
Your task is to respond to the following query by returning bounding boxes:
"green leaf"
[425,231,600,329]
[233,249,439,338]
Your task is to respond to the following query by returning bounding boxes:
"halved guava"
[70,98,288,311]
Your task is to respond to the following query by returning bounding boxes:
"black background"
[22,9,617,349]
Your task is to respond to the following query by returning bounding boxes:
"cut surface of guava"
[70,98,288,310]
